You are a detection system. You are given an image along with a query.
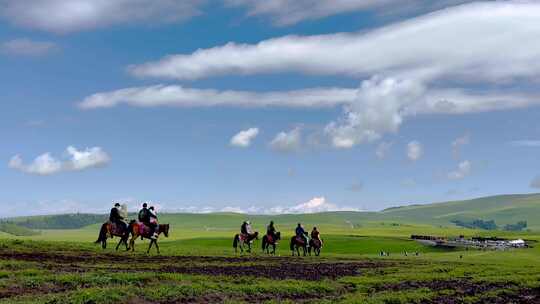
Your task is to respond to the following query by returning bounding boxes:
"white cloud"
[8,146,110,176]
[1,38,57,56]
[325,77,423,148]
[0,0,203,33]
[64,146,111,171]
[269,127,302,152]
[279,197,360,214]
[220,206,247,213]
[376,141,393,159]
[129,2,540,83]
[8,154,62,175]
[452,134,470,157]
[510,140,540,147]
[447,160,472,180]
[226,0,474,26]
[79,85,355,109]
[407,141,423,161]
[230,127,259,147]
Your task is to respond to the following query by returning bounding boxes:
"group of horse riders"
[240,220,322,247]
[109,202,159,239]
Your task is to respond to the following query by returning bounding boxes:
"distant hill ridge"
[1,193,540,234]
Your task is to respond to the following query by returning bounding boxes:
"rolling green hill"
[380,193,540,229]
[2,193,539,236]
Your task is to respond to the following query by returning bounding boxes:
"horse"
[262,231,281,255]
[95,222,130,251]
[290,235,308,256]
[127,220,169,254]
[308,238,322,256]
[233,232,259,253]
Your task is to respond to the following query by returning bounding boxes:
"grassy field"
[1,194,540,303]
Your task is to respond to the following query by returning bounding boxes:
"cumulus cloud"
[452,134,470,157]
[0,0,203,33]
[226,0,474,26]
[78,85,356,109]
[269,127,302,152]
[407,141,423,161]
[230,127,259,147]
[1,38,57,56]
[129,2,540,83]
[375,141,393,159]
[278,197,360,214]
[447,160,472,180]
[8,146,110,175]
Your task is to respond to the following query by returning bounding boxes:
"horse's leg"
[115,237,122,251]
[147,240,153,254]
[155,241,160,254]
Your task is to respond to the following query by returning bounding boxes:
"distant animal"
[233,231,259,253]
[127,220,169,254]
[95,222,129,251]
[262,231,281,255]
[290,235,308,256]
[308,238,322,256]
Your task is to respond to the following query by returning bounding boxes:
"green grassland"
[1,194,540,303]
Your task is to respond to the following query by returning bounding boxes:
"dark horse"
[309,238,322,256]
[95,222,130,250]
[233,232,259,253]
[290,235,308,256]
[128,220,170,254]
[261,231,281,255]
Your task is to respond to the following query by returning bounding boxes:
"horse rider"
[148,206,159,239]
[138,203,156,239]
[311,226,322,247]
[267,220,277,242]
[296,223,309,247]
[109,203,127,233]
[241,221,253,239]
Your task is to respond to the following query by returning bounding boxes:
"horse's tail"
[95,223,107,244]
[290,236,295,251]
[233,234,239,248]
[261,235,267,251]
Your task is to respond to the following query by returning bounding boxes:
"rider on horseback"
[241,221,253,240]
[267,221,277,242]
[138,203,157,240]
[149,206,158,239]
[296,223,309,247]
[311,226,322,247]
[109,203,127,233]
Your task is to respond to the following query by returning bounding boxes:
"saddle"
[311,238,322,247]
[136,221,152,236]
[266,234,274,243]
[295,236,306,245]
[107,222,124,236]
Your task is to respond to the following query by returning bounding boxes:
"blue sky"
[1,0,540,217]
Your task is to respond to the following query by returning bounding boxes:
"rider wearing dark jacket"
[109,203,127,232]
[138,203,150,223]
[267,221,277,240]
[296,223,309,246]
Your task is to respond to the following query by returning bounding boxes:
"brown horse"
[261,232,280,255]
[309,238,322,256]
[233,232,258,253]
[95,222,129,251]
[128,220,169,254]
[290,235,308,256]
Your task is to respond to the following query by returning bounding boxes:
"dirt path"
[0,250,390,280]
